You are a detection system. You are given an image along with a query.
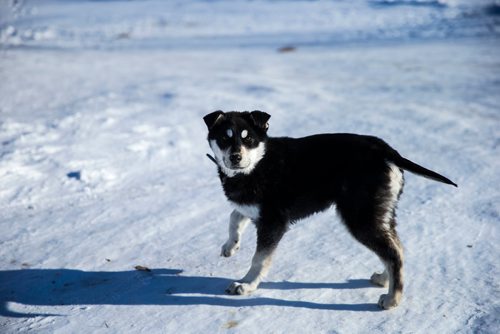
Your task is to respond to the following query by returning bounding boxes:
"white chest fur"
[229,202,260,221]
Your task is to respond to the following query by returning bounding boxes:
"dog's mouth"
[226,164,247,170]
[224,160,249,170]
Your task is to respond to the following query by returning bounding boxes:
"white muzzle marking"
[209,140,266,177]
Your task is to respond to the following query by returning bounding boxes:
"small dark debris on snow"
[278,46,296,53]
[467,244,473,248]
[222,321,239,329]
[134,265,151,272]
[67,171,81,181]
[27,205,34,210]
[116,32,130,39]
[105,258,111,262]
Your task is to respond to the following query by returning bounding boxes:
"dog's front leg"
[226,219,286,295]
[221,210,251,257]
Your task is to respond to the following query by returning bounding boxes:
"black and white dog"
[203,110,456,310]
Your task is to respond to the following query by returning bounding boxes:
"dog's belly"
[287,196,336,222]
[229,201,260,220]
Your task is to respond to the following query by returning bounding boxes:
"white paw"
[370,271,389,287]
[378,294,400,310]
[221,240,240,257]
[225,282,255,295]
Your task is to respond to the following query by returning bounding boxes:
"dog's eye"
[243,136,253,144]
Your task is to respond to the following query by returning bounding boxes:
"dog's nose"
[230,153,242,164]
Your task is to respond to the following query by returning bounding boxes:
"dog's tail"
[389,152,457,187]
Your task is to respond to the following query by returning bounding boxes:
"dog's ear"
[203,110,225,130]
[250,110,271,131]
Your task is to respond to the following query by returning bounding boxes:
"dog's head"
[203,110,270,177]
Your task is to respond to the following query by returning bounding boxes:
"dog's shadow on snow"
[0,268,382,317]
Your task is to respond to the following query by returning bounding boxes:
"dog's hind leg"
[226,218,287,295]
[349,223,404,310]
[363,162,404,308]
[372,230,404,310]
[221,210,251,257]
[338,200,404,309]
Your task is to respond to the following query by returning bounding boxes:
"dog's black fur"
[204,110,456,309]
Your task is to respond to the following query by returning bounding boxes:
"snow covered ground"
[1,0,499,333]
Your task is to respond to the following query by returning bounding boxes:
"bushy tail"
[391,154,457,187]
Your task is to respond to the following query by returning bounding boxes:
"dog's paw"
[370,271,389,287]
[221,240,240,257]
[378,294,400,310]
[225,282,254,295]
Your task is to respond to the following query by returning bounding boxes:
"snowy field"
[1,0,499,333]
